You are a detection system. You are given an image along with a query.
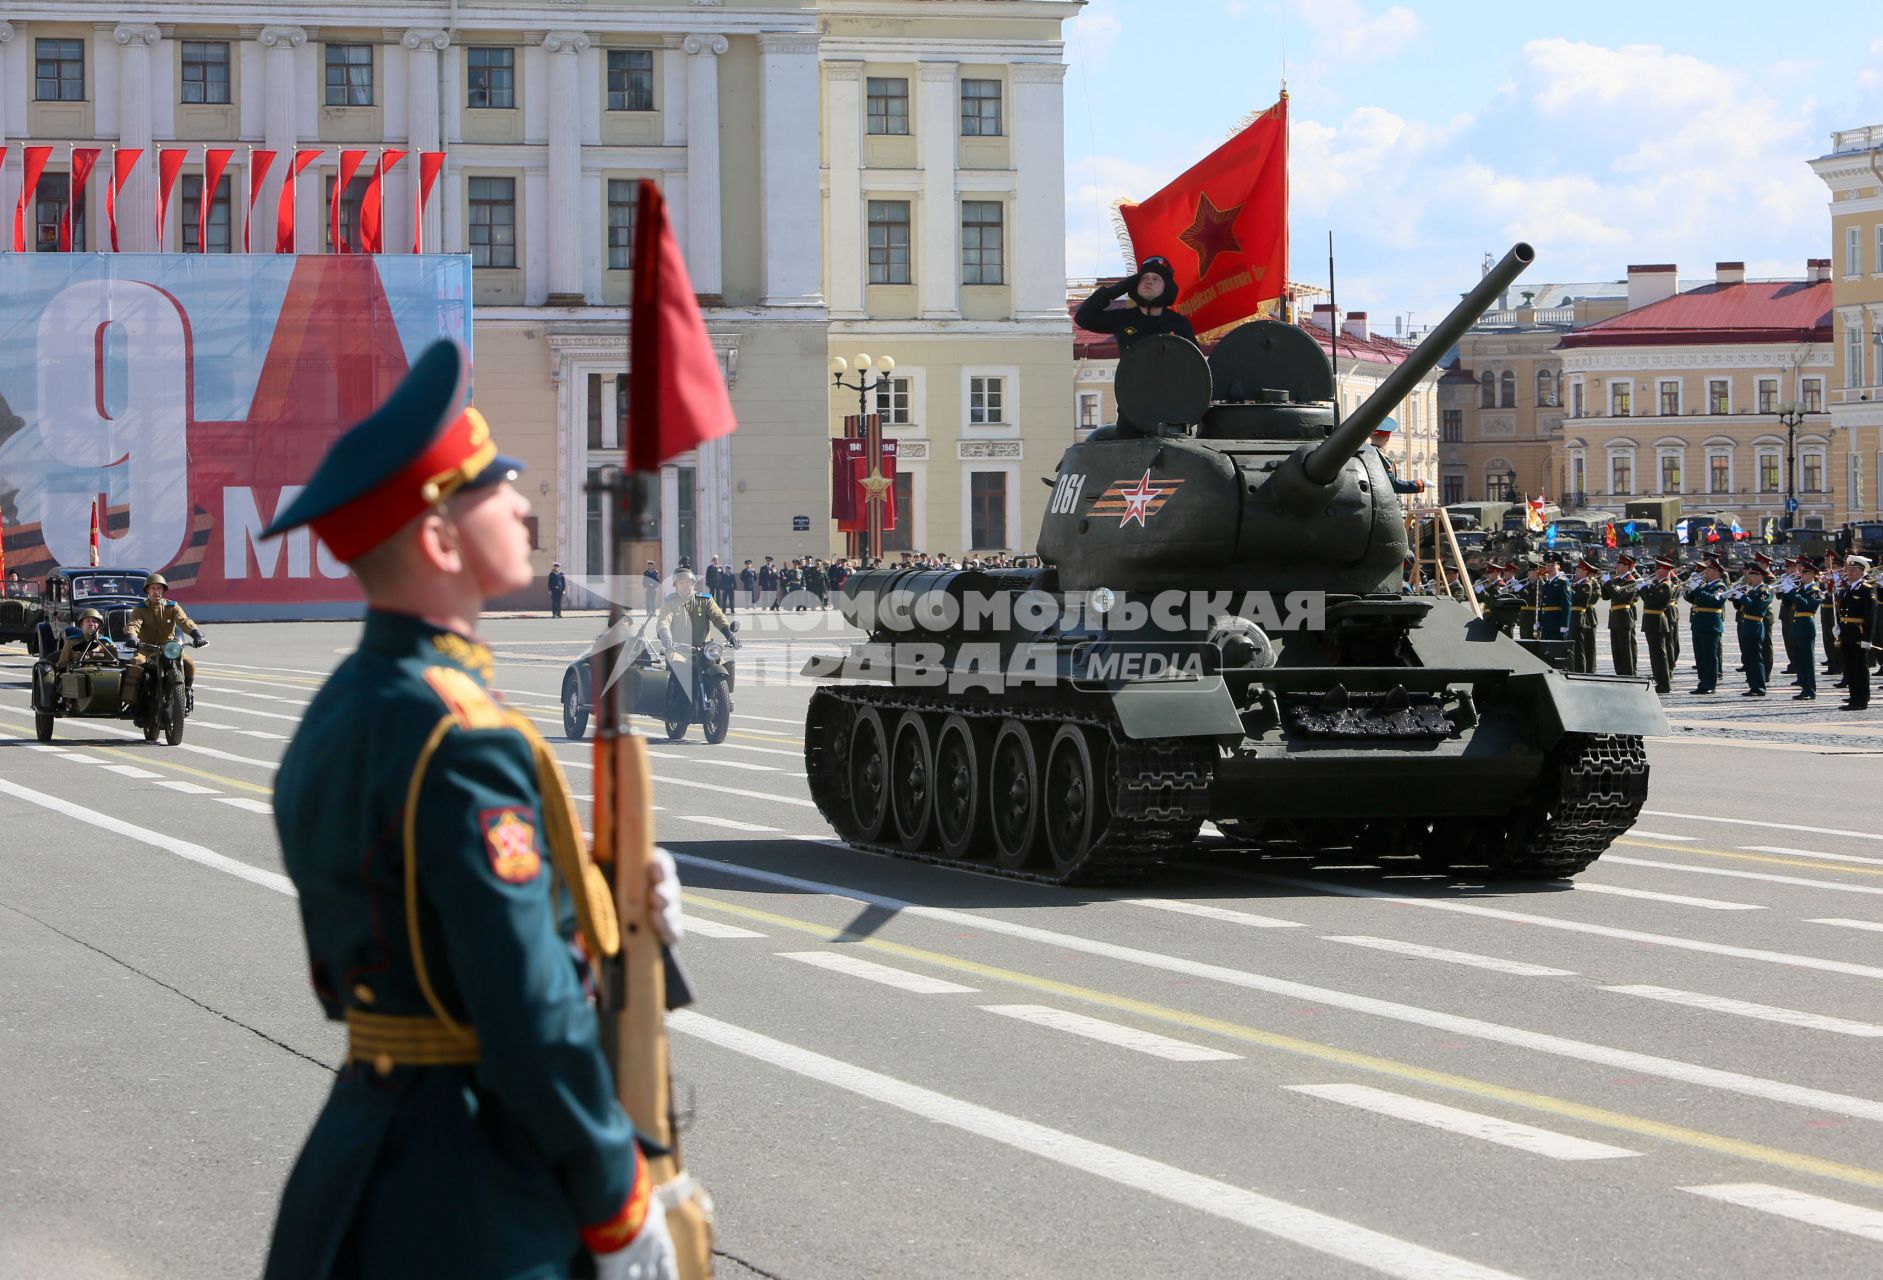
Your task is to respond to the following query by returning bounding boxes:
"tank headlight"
[1088,587,1117,615]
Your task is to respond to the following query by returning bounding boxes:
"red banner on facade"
[198,149,234,252]
[63,148,101,252]
[414,151,446,252]
[245,150,275,253]
[13,146,52,252]
[276,149,321,253]
[155,149,188,247]
[830,432,898,532]
[359,150,405,253]
[1118,96,1288,336]
[331,150,367,253]
[107,148,142,251]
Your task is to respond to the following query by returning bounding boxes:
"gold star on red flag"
[1178,193,1244,279]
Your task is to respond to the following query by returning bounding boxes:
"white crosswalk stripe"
[1285,1085,1637,1161]
[1118,898,1304,928]
[1321,936,1576,977]
[154,780,219,795]
[1573,883,1763,911]
[678,816,781,833]
[1682,1184,1883,1243]
[981,1005,1240,1061]
[1809,918,1883,933]
[680,915,768,940]
[216,797,275,815]
[779,950,978,994]
[1601,986,1883,1037]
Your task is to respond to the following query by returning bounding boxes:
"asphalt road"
[3,611,1882,1279]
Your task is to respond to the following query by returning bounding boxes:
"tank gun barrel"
[1302,242,1535,486]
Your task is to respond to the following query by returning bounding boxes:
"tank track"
[805,686,1213,886]
[1491,732,1649,877]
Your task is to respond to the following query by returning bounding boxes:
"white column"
[1010,62,1069,321]
[404,29,447,255]
[825,61,865,320]
[660,37,687,147]
[543,31,591,303]
[0,23,15,142]
[758,34,824,308]
[114,23,161,252]
[682,33,727,298]
[257,25,304,254]
[918,61,960,320]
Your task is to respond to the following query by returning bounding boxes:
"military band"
[1727,563,1773,697]
[1599,554,1641,678]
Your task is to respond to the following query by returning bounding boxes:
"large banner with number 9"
[0,254,470,615]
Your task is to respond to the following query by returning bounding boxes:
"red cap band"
[311,409,497,563]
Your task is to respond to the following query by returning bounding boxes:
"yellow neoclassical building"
[1810,126,1883,523]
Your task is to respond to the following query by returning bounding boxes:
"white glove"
[595,1192,678,1280]
[649,846,684,946]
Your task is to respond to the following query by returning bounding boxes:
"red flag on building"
[413,151,446,252]
[245,149,275,252]
[13,146,52,252]
[197,148,234,251]
[61,147,100,251]
[106,147,142,251]
[331,149,367,253]
[1117,95,1288,337]
[830,433,899,533]
[155,148,188,246]
[626,179,736,471]
[359,150,405,253]
[277,149,321,253]
[88,498,101,567]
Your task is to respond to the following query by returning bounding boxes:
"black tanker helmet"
[1132,255,1180,307]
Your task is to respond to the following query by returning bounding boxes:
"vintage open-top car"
[28,567,153,654]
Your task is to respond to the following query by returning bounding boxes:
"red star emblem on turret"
[1116,470,1165,528]
[1178,193,1244,278]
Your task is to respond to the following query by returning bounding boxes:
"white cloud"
[1067,8,1121,71]
[1288,0,1421,64]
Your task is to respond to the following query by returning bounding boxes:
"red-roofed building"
[1556,261,1835,529]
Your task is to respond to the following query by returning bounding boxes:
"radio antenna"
[1327,230,1341,428]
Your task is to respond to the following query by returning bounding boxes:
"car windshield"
[72,576,144,599]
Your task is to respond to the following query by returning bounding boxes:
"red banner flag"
[61,147,101,252]
[627,180,737,471]
[198,148,234,252]
[107,148,142,251]
[245,150,275,253]
[277,149,321,253]
[13,146,52,252]
[154,148,188,247]
[331,149,367,253]
[89,498,101,567]
[829,433,899,532]
[1118,95,1288,337]
[413,151,446,253]
[359,150,405,254]
[0,505,8,586]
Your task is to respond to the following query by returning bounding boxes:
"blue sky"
[1064,0,1883,332]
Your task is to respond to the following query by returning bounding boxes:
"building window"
[1659,380,1680,415]
[466,48,515,109]
[875,376,914,425]
[181,41,231,105]
[1849,226,1862,277]
[1078,393,1100,432]
[881,473,916,554]
[675,466,697,570]
[961,201,1004,285]
[36,38,84,102]
[1660,454,1681,494]
[1803,452,1824,493]
[33,174,80,252]
[1499,370,1516,408]
[1758,453,1780,493]
[325,44,373,106]
[969,472,1007,549]
[961,79,1003,136]
[1536,369,1555,406]
[606,179,638,270]
[867,200,911,285]
[323,174,369,253]
[607,50,654,112]
[1571,381,1583,417]
[866,77,909,135]
[1709,454,1730,494]
[1441,476,1464,505]
[1440,409,1462,443]
[1876,323,1883,387]
[1803,377,1823,412]
[1611,454,1632,496]
[587,373,626,451]
[1479,372,1495,409]
[969,376,1005,425]
[468,176,517,268]
[1708,379,1729,413]
[181,174,232,253]
[1848,323,1866,389]
[1610,382,1631,417]
[1876,224,1883,275]
[1757,378,1778,414]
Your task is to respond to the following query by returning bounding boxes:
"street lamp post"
[1504,467,1518,504]
[1777,398,1803,534]
[830,353,896,564]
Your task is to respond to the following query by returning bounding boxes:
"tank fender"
[1509,671,1670,747]
[1111,677,1244,740]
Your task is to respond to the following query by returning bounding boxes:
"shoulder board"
[421,665,508,730]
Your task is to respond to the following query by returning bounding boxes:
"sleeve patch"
[481,807,543,884]
[423,665,507,729]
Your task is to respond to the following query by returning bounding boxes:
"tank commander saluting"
[1073,255,1196,354]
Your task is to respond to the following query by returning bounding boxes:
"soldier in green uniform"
[1600,554,1641,677]
[1774,557,1801,680]
[123,572,208,711]
[1568,557,1601,672]
[1637,558,1678,693]
[1751,553,1777,681]
[1789,559,1822,700]
[1825,551,1847,684]
[1684,556,1729,694]
[1536,556,1571,642]
[1516,557,1541,640]
[1730,562,1773,696]
[1838,555,1876,710]
[259,341,680,1280]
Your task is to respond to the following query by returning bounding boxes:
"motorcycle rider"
[654,567,739,712]
[123,572,208,712]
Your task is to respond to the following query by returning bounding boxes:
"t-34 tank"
[803,243,1667,884]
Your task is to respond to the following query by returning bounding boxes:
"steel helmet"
[76,608,104,623]
[146,573,169,590]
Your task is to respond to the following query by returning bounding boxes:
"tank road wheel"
[988,720,1043,870]
[1495,733,1649,879]
[888,712,936,851]
[1043,725,1111,879]
[847,706,892,842]
[805,691,856,837]
[933,714,989,860]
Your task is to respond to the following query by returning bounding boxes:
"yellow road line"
[683,890,1883,1193]
[1620,837,1883,878]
